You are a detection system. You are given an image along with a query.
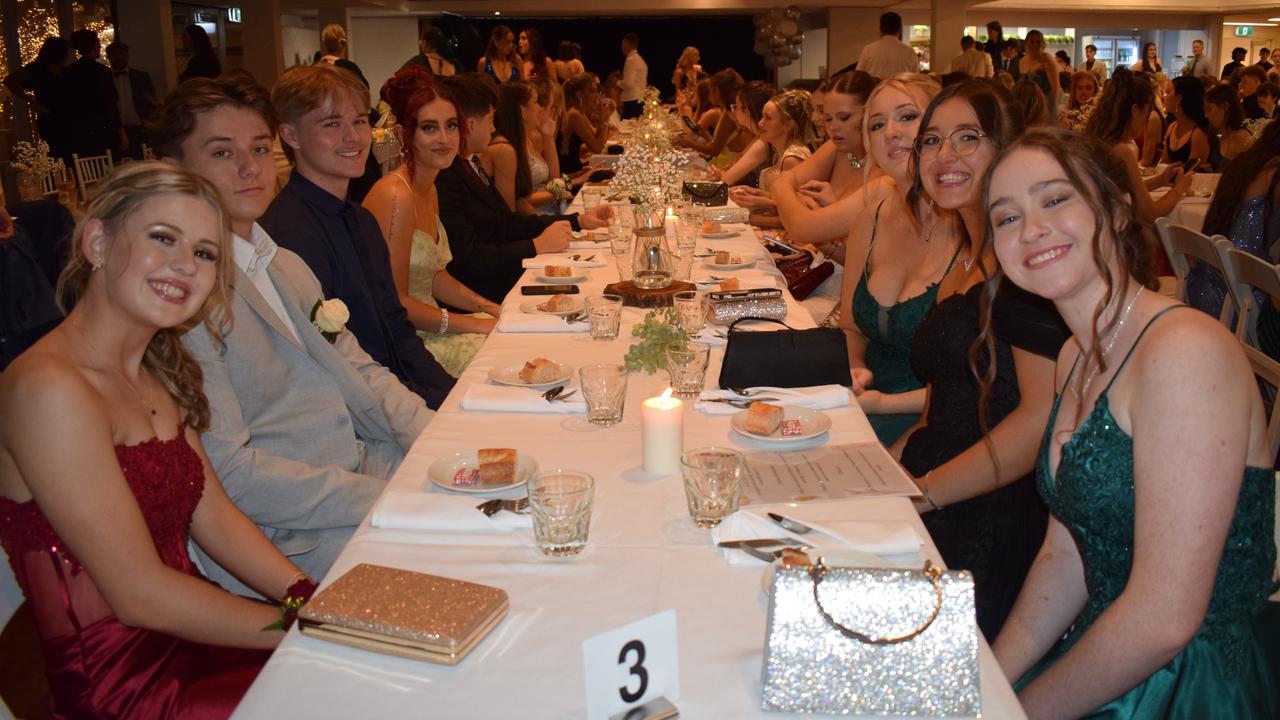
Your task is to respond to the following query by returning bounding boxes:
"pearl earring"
[91,255,104,271]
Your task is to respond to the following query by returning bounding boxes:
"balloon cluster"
[753,6,804,69]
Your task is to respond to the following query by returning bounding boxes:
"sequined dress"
[1187,194,1280,325]
[899,280,1068,641]
[851,200,962,445]
[0,429,271,719]
[1019,307,1280,717]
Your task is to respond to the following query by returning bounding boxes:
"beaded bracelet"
[920,472,943,512]
[439,308,450,333]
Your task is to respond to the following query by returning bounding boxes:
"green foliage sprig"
[624,307,689,374]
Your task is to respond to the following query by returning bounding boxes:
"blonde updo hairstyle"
[56,161,234,431]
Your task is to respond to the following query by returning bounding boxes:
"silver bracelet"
[920,471,943,512]
[439,308,449,333]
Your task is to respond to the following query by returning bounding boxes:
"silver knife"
[767,512,817,535]
[716,537,793,549]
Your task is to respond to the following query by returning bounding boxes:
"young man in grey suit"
[151,77,433,595]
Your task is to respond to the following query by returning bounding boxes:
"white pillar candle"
[641,388,683,475]
[664,207,677,245]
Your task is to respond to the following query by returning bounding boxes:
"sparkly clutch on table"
[298,563,509,665]
[761,555,981,716]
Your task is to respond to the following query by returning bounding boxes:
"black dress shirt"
[261,171,455,409]
[436,157,582,303]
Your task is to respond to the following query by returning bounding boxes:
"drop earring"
[91,255,104,271]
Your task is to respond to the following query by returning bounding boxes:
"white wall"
[351,17,421,103]
[282,14,320,69]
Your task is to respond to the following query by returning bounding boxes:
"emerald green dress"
[851,200,961,445]
[1020,306,1280,718]
[408,220,488,378]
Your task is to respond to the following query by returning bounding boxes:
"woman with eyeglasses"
[892,79,1071,642]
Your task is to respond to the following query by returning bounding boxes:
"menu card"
[741,442,921,505]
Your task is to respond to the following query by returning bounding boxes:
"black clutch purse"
[718,317,852,389]
[683,180,729,206]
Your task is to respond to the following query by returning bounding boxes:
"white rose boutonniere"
[310,298,350,343]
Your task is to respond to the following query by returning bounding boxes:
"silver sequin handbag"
[761,556,981,716]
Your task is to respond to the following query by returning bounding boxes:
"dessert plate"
[428,450,539,494]
[519,298,584,316]
[730,406,831,443]
[488,361,573,389]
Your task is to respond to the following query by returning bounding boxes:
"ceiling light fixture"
[1225,21,1277,26]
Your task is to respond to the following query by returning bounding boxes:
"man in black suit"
[62,29,124,158]
[435,73,613,303]
[105,41,158,159]
[1222,47,1247,81]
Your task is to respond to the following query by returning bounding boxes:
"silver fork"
[741,544,811,562]
[476,496,530,516]
[701,396,779,408]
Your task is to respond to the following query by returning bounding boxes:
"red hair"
[379,65,466,179]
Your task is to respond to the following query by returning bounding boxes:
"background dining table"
[231,208,1027,719]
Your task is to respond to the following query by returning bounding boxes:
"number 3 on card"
[582,610,679,720]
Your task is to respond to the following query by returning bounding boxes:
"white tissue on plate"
[460,385,585,414]
[711,508,921,566]
[522,257,607,269]
[695,385,850,415]
[372,492,530,532]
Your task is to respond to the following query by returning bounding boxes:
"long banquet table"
[233,219,1026,719]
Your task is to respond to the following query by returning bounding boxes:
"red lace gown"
[0,429,272,719]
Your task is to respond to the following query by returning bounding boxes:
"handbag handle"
[808,559,944,646]
[728,316,794,333]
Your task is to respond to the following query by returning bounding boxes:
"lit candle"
[664,206,677,245]
[641,388,683,475]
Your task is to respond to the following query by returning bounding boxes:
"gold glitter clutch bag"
[298,563,509,666]
[761,556,981,716]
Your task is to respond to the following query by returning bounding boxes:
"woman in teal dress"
[985,126,1278,718]
[835,74,955,445]
[364,66,501,378]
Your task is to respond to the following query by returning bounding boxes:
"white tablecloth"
[233,218,1024,720]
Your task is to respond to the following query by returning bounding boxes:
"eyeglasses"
[916,128,987,158]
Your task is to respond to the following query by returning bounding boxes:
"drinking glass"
[672,290,705,334]
[666,342,710,398]
[675,208,701,251]
[56,179,77,207]
[529,470,595,556]
[585,294,623,340]
[681,447,744,528]
[611,233,634,281]
[581,187,602,210]
[579,364,628,426]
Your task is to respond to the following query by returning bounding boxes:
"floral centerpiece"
[1246,117,1273,142]
[609,87,690,222]
[11,140,60,201]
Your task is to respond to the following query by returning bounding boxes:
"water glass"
[610,201,635,235]
[611,233,634,281]
[666,342,710,398]
[579,363,628,426]
[672,290,705,334]
[585,294,623,340]
[529,470,595,556]
[581,186,602,210]
[681,447,744,528]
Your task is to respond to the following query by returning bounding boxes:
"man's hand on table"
[577,204,614,230]
[533,221,573,254]
[0,206,15,243]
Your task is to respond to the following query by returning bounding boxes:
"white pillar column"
[241,0,284,88]
[930,0,970,75]
[827,8,884,76]
[116,0,177,95]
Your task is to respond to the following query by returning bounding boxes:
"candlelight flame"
[661,387,674,400]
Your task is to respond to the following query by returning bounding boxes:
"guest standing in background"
[317,23,370,89]
[856,12,919,80]
[1081,44,1108,82]
[1001,39,1024,78]
[984,21,1006,75]
[179,24,221,82]
[1016,30,1060,115]
[4,36,73,160]
[554,41,585,81]
[1258,47,1274,72]
[63,30,125,159]
[477,26,521,85]
[1222,47,1247,81]
[518,28,555,81]
[402,27,457,76]
[1182,39,1214,78]
[1131,41,1163,74]
[951,36,994,78]
[618,33,648,120]
[672,46,703,110]
[105,41,158,160]
[262,64,456,408]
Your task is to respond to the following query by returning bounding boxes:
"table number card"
[740,442,921,504]
[582,609,679,720]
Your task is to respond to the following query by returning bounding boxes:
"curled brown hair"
[380,65,463,179]
[56,162,234,431]
[974,127,1160,435]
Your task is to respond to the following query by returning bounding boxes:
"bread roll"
[717,278,741,292]
[744,402,784,435]
[518,357,560,384]
[702,220,722,234]
[545,265,573,277]
[477,448,517,486]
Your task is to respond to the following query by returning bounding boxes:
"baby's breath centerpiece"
[610,86,690,217]
[10,140,60,201]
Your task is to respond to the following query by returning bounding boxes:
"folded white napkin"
[711,508,921,566]
[496,312,589,333]
[695,385,850,415]
[372,492,531,533]
[569,239,612,250]
[522,257,608,269]
[460,384,585,414]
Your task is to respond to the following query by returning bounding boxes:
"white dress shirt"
[621,50,648,102]
[856,36,919,80]
[950,48,994,78]
[113,71,141,127]
[232,223,302,344]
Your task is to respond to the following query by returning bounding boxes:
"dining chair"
[72,151,115,203]
[38,159,68,197]
[1220,246,1280,350]
[141,144,155,161]
[1154,217,1238,330]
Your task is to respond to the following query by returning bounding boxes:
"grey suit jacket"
[184,248,431,596]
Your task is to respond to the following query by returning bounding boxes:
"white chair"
[1220,246,1280,351]
[141,144,155,160]
[1154,217,1239,330]
[72,152,115,202]
[38,159,69,197]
